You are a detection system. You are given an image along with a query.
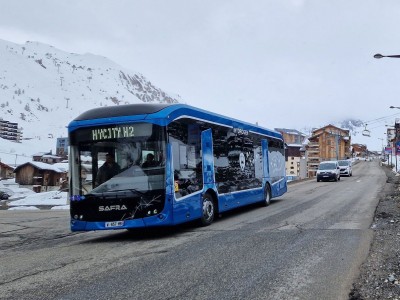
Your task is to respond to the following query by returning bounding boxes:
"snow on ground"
[8,190,68,207]
[1,178,69,210]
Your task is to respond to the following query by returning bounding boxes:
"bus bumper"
[70,213,172,231]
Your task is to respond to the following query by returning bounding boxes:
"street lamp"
[375,55,400,171]
[378,137,384,148]
[374,53,400,59]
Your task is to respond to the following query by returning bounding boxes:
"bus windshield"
[70,123,167,196]
[69,123,167,221]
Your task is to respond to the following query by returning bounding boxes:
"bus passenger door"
[262,139,270,184]
[165,143,174,196]
[201,129,215,189]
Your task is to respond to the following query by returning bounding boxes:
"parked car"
[0,190,10,200]
[316,161,341,182]
[338,160,352,176]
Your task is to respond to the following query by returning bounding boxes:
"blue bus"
[68,104,287,231]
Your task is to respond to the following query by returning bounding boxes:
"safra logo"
[99,205,128,211]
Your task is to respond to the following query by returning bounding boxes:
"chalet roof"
[52,162,68,172]
[32,152,51,157]
[0,161,14,170]
[309,132,322,140]
[14,161,65,173]
[42,155,62,159]
[312,124,349,134]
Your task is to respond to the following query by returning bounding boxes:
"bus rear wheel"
[261,185,271,207]
[200,193,215,226]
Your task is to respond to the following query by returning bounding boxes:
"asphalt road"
[0,160,386,300]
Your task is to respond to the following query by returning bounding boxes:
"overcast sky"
[1,0,400,150]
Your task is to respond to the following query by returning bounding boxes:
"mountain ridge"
[0,39,180,142]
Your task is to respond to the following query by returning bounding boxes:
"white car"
[338,160,352,176]
[316,161,341,182]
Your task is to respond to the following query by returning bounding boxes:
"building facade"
[275,128,307,179]
[306,125,351,178]
[56,137,69,159]
[352,143,367,158]
[0,119,22,142]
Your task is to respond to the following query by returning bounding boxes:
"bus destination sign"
[85,123,153,141]
[92,126,135,141]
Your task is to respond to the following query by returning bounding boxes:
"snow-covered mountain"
[0,39,181,165]
[338,119,364,133]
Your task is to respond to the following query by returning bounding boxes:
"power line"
[363,112,400,126]
[0,150,32,158]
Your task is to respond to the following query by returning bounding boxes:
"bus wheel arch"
[200,189,218,226]
[261,183,271,207]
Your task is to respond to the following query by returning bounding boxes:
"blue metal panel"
[218,188,264,213]
[172,192,202,224]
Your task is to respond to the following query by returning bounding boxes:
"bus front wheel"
[261,185,271,207]
[200,193,215,226]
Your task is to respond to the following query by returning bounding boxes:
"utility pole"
[328,130,343,160]
[335,134,339,161]
[395,119,400,172]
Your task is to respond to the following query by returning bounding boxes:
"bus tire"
[200,193,215,226]
[261,185,271,207]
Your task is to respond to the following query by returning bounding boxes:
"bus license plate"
[105,221,124,228]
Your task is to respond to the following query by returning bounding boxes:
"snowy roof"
[32,152,51,157]
[0,161,14,169]
[42,155,62,159]
[14,161,65,173]
[312,124,349,133]
[52,162,69,172]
